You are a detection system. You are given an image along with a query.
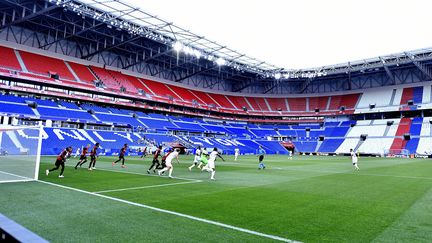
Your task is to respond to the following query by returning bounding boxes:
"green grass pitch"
[1,154,432,242]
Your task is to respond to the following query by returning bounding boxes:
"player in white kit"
[234,148,240,161]
[188,146,202,171]
[158,148,180,178]
[350,149,359,170]
[74,147,81,158]
[202,147,225,180]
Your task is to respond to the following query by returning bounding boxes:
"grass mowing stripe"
[225,164,432,181]
[62,162,200,181]
[371,186,432,242]
[38,180,301,243]
[280,168,432,180]
[93,180,203,194]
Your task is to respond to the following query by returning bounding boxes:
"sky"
[122,0,432,70]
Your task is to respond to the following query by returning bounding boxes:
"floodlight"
[216,57,226,66]
[173,41,183,52]
[183,46,193,55]
[193,50,202,59]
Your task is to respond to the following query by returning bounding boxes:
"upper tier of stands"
[19,51,76,81]
[1,45,432,118]
[0,46,21,70]
[0,45,363,116]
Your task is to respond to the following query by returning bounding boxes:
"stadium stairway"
[173,135,196,148]
[353,139,364,152]
[5,131,24,150]
[383,124,391,137]
[14,49,28,72]
[315,139,323,152]
[87,66,102,83]
[64,61,82,82]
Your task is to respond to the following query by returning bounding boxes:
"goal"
[0,125,43,183]
[383,148,410,158]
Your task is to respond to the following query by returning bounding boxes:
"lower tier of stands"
[1,94,431,156]
[2,114,432,156]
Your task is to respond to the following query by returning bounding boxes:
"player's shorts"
[235,153,239,156]
[152,158,160,164]
[119,155,124,159]
[193,155,201,164]
[90,155,96,160]
[165,157,174,167]
[259,155,264,162]
[55,158,65,166]
[79,155,87,160]
[352,157,358,163]
[200,157,208,165]
[207,159,215,169]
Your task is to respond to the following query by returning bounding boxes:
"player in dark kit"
[158,148,173,174]
[140,146,147,158]
[147,145,162,174]
[46,146,72,178]
[74,144,90,169]
[88,143,100,171]
[112,144,128,168]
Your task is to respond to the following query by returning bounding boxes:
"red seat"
[267,98,288,111]
[67,62,96,84]
[20,51,75,80]
[0,46,21,70]
[287,98,306,111]
[227,96,252,111]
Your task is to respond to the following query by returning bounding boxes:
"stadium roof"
[62,0,280,74]
[2,0,432,92]
[51,0,432,80]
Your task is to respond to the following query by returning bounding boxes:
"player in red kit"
[74,144,90,169]
[112,144,128,168]
[147,145,162,174]
[88,143,100,171]
[46,146,72,178]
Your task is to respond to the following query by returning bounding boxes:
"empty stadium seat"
[287,98,306,111]
[266,98,287,111]
[19,51,75,80]
[67,62,96,84]
[0,46,21,70]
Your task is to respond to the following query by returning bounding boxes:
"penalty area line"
[38,180,300,243]
[93,180,202,194]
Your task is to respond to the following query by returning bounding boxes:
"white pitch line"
[0,171,35,183]
[93,180,202,194]
[38,180,300,243]
[0,179,34,184]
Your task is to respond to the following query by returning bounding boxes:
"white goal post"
[0,125,43,183]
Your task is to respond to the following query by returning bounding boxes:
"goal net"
[0,125,43,183]
[383,148,410,158]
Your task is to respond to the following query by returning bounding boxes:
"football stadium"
[1,0,432,242]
